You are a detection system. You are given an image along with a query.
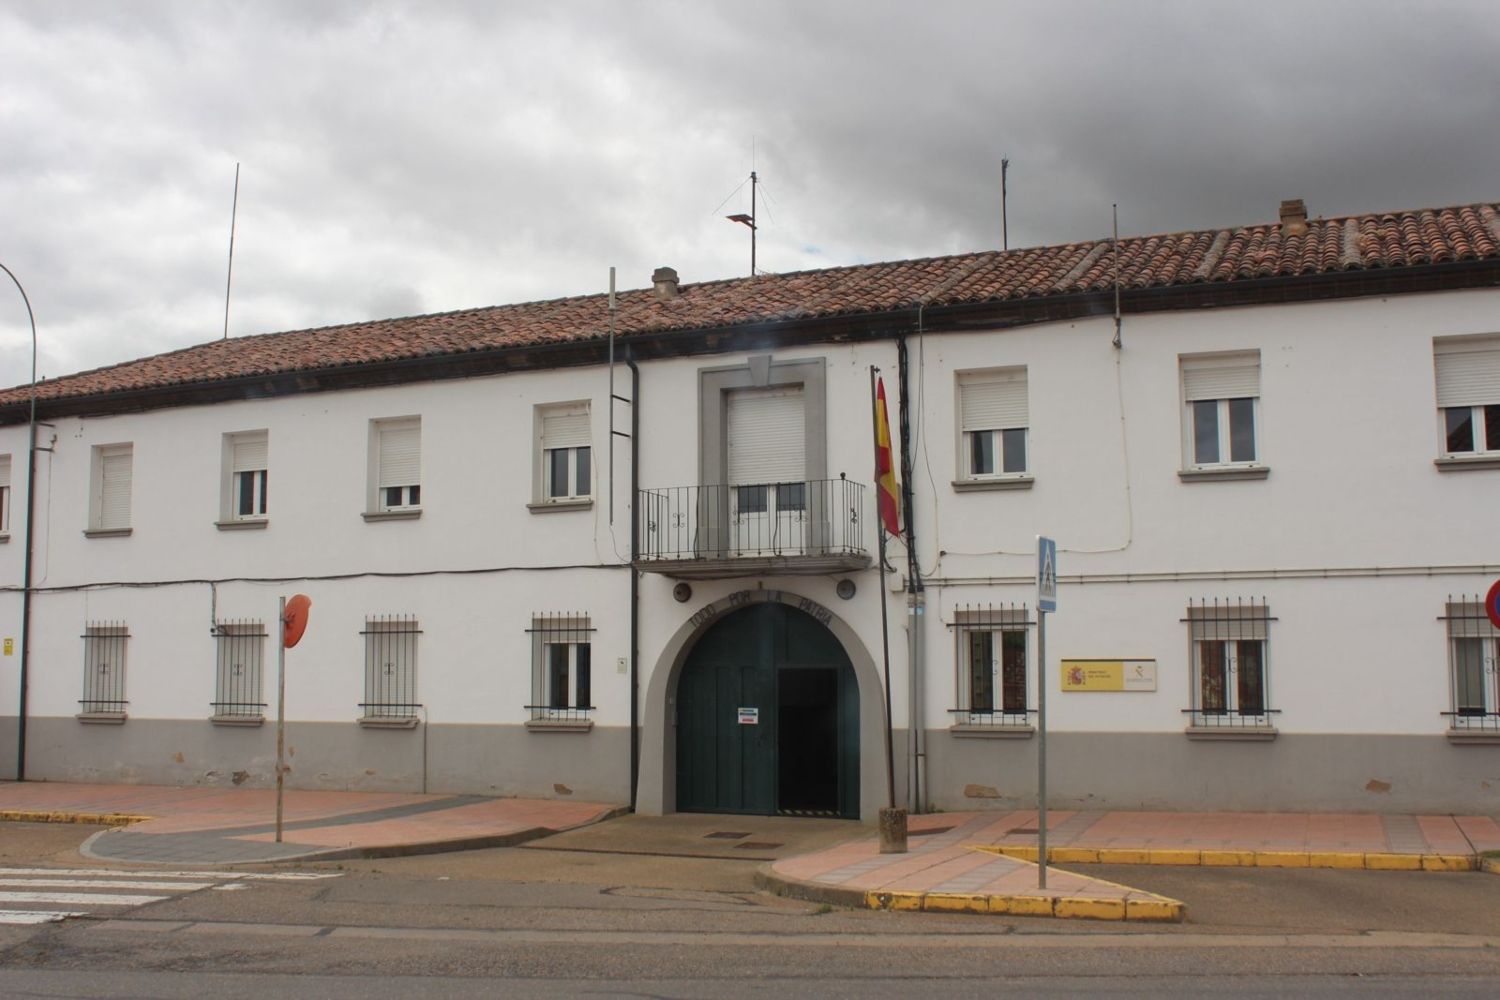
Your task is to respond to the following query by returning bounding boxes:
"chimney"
[652,266,680,301]
[1279,198,1308,236]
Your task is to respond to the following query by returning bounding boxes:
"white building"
[3,198,1498,819]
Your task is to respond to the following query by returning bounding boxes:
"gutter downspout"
[626,355,641,811]
[1,262,37,782]
[895,332,925,813]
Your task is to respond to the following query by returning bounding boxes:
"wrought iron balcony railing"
[638,479,868,569]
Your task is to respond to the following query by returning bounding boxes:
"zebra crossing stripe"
[0,878,213,892]
[0,867,340,881]
[0,892,169,906]
[0,910,86,925]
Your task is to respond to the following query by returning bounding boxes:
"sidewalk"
[0,782,620,864]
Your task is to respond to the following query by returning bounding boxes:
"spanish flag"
[874,377,901,536]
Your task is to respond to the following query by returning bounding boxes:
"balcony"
[637,479,871,579]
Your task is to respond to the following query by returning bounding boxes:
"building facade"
[2,200,1498,819]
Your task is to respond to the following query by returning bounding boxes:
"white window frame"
[1180,353,1262,473]
[219,430,268,526]
[1445,600,1499,733]
[533,402,593,507]
[528,613,594,723]
[953,606,1031,727]
[88,443,133,535]
[0,453,10,535]
[368,417,421,517]
[956,368,1030,485]
[1185,600,1274,732]
[1434,335,1500,463]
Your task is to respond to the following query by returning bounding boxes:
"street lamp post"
[0,261,38,782]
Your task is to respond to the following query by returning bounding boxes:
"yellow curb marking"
[1200,849,1256,866]
[1255,851,1311,868]
[1480,857,1500,876]
[1365,852,1423,871]
[0,810,149,827]
[973,844,1477,872]
[1054,897,1125,921]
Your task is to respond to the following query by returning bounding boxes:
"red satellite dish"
[284,594,312,648]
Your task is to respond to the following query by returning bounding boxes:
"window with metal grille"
[0,453,10,533]
[527,613,594,721]
[1434,336,1500,459]
[211,620,267,720]
[222,431,268,522]
[89,443,133,532]
[536,403,592,502]
[949,604,1032,726]
[371,418,421,513]
[1183,599,1277,729]
[1442,598,1499,732]
[80,622,129,716]
[957,369,1029,479]
[360,616,420,720]
[1180,353,1260,469]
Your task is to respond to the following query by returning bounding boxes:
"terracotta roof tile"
[4,201,1498,409]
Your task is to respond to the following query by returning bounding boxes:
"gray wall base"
[19,716,631,804]
[0,715,16,779]
[924,730,1500,814]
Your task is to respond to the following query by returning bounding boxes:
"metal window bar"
[1441,596,1500,731]
[1181,597,1279,728]
[636,479,867,563]
[947,602,1035,726]
[80,622,129,714]
[525,612,596,721]
[211,620,268,718]
[359,615,421,719]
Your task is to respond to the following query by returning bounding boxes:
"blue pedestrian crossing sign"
[1037,536,1058,612]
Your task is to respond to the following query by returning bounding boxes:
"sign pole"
[276,595,286,843]
[1035,536,1058,890]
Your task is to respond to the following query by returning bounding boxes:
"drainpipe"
[1,262,37,782]
[626,355,641,811]
[895,333,926,813]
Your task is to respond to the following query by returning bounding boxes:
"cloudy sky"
[1,0,1497,390]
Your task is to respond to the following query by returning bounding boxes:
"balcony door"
[726,385,807,556]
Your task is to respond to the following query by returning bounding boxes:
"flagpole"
[870,367,906,853]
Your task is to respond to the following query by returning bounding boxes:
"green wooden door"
[676,601,858,818]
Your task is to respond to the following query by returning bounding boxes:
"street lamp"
[0,261,38,782]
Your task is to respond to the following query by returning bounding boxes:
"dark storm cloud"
[1,0,1497,389]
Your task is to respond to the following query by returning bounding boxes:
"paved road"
[2,821,1498,998]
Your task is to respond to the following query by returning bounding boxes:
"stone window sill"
[77,712,127,725]
[951,476,1034,493]
[949,723,1035,739]
[1446,729,1500,745]
[357,716,420,729]
[362,509,422,522]
[1185,726,1278,741]
[83,527,133,538]
[526,718,594,734]
[1435,456,1500,472]
[216,518,268,531]
[1178,466,1270,482]
[527,498,594,514]
[210,715,265,727]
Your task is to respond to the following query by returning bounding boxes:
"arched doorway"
[675,601,859,818]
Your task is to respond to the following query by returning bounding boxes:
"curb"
[973,845,1478,872]
[0,810,151,827]
[1482,856,1500,876]
[754,868,1185,923]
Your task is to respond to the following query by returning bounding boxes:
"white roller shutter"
[99,447,132,530]
[541,408,590,450]
[378,421,420,489]
[959,369,1028,431]
[231,434,267,473]
[727,386,805,485]
[1435,337,1500,408]
[1181,353,1260,401]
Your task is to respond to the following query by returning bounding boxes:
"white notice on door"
[737,707,759,725]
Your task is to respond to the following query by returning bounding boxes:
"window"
[80,622,129,718]
[88,443,133,534]
[1185,599,1276,731]
[951,604,1031,727]
[1180,353,1261,472]
[0,454,10,534]
[726,386,808,554]
[220,431,268,525]
[1434,336,1500,462]
[212,620,267,722]
[534,402,592,505]
[360,616,420,723]
[528,613,594,723]
[957,368,1029,483]
[1444,599,1499,733]
[370,418,421,515]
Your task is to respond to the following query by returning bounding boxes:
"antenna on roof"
[222,162,240,340]
[1111,203,1123,349]
[726,170,758,276]
[1001,158,1010,251]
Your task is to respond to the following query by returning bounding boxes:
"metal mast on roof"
[726,171,758,276]
[1001,158,1009,250]
[223,162,240,339]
